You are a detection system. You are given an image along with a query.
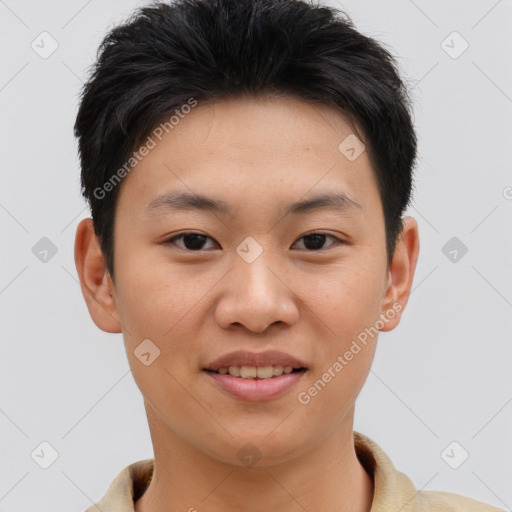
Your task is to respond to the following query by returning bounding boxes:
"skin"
[75,94,419,512]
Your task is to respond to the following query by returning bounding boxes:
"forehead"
[116,95,381,219]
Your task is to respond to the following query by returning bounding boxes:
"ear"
[74,218,122,333]
[379,216,420,332]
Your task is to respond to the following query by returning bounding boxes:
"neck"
[135,405,374,512]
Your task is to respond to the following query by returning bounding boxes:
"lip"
[203,369,307,402]
[203,350,308,371]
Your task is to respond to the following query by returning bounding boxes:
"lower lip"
[203,370,306,402]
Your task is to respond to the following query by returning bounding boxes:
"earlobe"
[379,216,420,332]
[74,218,122,333]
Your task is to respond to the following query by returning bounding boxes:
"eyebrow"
[145,190,361,217]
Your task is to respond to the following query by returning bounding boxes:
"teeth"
[228,365,240,377]
[214,365,301,379]
[240,366,257,378]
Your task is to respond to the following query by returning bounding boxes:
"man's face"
[108,95,399,465]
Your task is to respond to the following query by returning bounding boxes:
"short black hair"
[74,0,417,277]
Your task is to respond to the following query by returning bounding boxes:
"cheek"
[112,254,219,397]
[296,257,384,396]
[294,267,381,429]
[113,252,213,336]
[298,258,385,339]
[113,259,209,423]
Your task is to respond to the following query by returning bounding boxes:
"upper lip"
[203,350,308,371]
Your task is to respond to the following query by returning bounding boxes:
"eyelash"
[163,231,345,252]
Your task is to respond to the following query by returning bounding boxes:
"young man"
[73,1,503,511]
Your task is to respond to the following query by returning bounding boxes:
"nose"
[214,252,299,334]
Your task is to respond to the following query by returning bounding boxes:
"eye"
[164,230,344,252]
[291,231,343,251]
[164,232,219,251]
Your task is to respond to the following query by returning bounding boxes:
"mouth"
[203,365,308,380]
[202,350,309,401]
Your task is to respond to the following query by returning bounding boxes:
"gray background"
[1,0,511,510]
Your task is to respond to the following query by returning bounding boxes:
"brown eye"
[165,232,218,251]
[292,232,342,251]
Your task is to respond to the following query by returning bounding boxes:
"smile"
[205,365,306,379]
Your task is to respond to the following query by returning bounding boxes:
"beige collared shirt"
[84,431,504,511]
